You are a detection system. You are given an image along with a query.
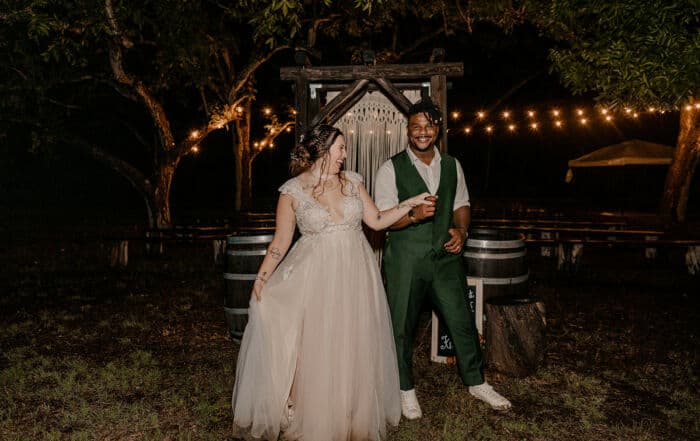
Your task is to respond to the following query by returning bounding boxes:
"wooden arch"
[280,63,464,152]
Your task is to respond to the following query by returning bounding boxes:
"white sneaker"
[469,382,512,410]
[400,389,422,420]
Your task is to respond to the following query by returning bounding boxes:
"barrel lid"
[467,229,524,249]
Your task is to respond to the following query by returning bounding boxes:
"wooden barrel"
[463,229,528,300]
[223,233,272,341]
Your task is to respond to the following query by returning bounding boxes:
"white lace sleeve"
[278,178,301,201]
[343,170,365,185]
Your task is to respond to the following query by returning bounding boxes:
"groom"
[374,99,511,418]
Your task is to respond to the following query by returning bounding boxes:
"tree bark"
[484,297,546,377]
[152,163,176,229]
[234,100,253,211]
[661,97,700,223]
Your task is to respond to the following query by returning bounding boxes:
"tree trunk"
[660,97,700,223]
[152,164,175,229]
[234,101,252,212]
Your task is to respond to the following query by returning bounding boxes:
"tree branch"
[104,0,176,150]
[89,144,151,197]
[228,46,290,102]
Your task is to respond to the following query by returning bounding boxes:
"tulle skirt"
[232,229,401,440]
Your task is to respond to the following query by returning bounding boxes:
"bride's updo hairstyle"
[289,124,343,177]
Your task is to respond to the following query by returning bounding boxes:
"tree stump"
[484,296,546,377]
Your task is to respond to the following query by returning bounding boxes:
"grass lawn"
[1,239,698,440]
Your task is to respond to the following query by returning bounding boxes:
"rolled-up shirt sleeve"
[373,160,398,211]
[454,159,470,209]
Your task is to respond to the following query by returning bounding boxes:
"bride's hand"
[252,279,264,302]
[406,192,437,207]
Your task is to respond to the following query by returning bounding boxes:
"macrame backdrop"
[327,89,421,197]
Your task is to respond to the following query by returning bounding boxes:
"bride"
[231,124,433,440]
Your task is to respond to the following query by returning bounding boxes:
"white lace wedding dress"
[232,171,401,441]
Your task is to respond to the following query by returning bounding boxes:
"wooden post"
[109,240,128,267]
[644,235,658,262]
[294,78,309,142]
[430,74,448,152]
[686,246,700,275]
[213,239,226,265]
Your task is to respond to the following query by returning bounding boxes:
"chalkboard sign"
[430,277,483,364]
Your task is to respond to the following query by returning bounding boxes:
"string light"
[502,111,511,119]
[263,107,272,115]
[507,124,516,131]
[576,109,584,116]
[530,122,538,130]
[554,120,563,128]
[485,125,493,133]
[552,109,560,117]
[191,146,199,153]
[580,118,588,125]
[605,115,613,122]
[189,130,200,140]
[451,111,460,119]
[464,127,472,134]
[477,111,486,120]
[235,106,244,113]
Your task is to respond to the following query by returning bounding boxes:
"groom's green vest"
[384,150,458,261]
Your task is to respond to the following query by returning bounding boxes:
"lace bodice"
[279,171,365,236]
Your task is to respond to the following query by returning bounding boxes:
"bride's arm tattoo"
[269,247,282,260]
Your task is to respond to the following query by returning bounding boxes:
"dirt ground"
[1,236,698,440]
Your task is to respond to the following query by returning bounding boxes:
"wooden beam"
[430,74,448,152]
[373,77,412,115]
[294,78,309,143]
[281,63,463,81]
[310,79,370,127]
[324,86,371,126]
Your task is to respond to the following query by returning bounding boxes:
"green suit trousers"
[384,252,484,390]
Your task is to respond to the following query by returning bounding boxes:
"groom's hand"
[444,228,467,254]
[414,196,436,221]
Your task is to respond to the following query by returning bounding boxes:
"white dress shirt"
[374,147,470,211]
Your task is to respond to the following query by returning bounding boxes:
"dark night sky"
[3,23,695,229]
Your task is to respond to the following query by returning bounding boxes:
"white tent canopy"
[565,139,674,183]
